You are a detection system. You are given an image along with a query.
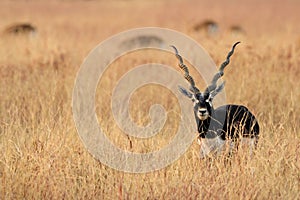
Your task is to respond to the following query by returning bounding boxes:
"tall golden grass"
[0,0,299,199]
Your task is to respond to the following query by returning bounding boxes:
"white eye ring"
[206,96,213,102]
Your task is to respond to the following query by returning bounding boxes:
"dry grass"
[0,0,300,199]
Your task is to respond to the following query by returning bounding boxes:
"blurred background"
[0,0,299,199]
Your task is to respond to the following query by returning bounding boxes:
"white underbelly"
[198,137,257,158]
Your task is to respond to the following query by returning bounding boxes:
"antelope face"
[178,84,225,121]
[177,86,216,121]
[192,93,212,121]
[171,42,240,122]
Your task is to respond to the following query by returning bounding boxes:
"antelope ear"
[178,85,193,99]
[210,81,225,99]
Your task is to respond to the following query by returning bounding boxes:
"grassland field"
[0,0,299,199]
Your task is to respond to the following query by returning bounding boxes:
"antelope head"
[171,42,240,121]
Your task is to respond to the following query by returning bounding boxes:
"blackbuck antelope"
[171,42,259,156]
